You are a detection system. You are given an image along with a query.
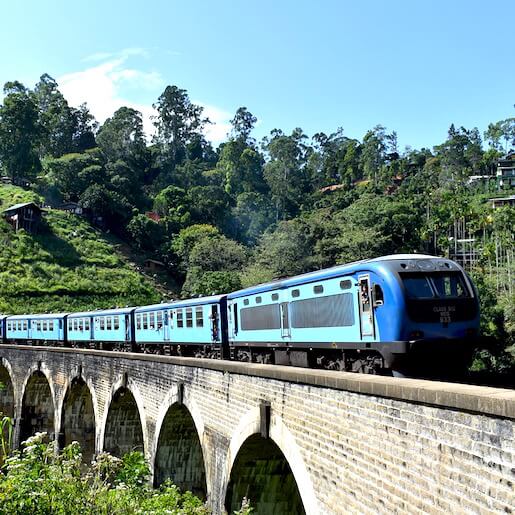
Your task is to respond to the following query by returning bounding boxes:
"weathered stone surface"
[0,345,513,514]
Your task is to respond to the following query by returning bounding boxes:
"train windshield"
[401,272,469,299]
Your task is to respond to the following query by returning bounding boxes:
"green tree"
[263,128,312,220]
[152,85,209,168]
[0,81,42,183]
[127,214,164,251]
[33,74,75,158]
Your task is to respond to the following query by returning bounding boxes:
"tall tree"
[230,106,257,145]
[0,81,42,182]
[70,103,97,152]
[33,74,75,157]
[263,128,312,220]
[152,85,209,168]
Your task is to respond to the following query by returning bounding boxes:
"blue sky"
[1,0,514,149]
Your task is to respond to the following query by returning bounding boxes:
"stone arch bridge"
[0,345,513,514]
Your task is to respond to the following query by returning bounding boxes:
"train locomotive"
[0,254,480,375]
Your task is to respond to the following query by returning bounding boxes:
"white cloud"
[198,102,233,145]
[58,53,232,145]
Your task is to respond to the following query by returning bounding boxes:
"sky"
[1,0,514,150]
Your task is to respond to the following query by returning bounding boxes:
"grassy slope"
[0,185,161,314]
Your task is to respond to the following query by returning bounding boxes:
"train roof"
[7,313,68,320]
[68,307,136,318]
[227,254,441,299]
[134,295,226,313]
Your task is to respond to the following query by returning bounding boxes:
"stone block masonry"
[0,345,513,514]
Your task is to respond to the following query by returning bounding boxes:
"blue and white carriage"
[134,295,228,356]
[67,307,135,346]
[6,313,67,343]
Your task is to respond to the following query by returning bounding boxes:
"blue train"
[0,255,480,374]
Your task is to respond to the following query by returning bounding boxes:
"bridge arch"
[223,408,318,515]
[58,376,96,464]
[100,375,147,458]
[19,366,56,444]
[152,386,207,499]
[0,358,15,419]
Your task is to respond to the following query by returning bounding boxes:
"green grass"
[0,185,161,314]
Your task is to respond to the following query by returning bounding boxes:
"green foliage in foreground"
[0,433,209,515]
[0,185,161,314]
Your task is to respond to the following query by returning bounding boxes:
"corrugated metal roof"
[2,202,43,214]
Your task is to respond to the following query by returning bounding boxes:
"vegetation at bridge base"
[0,432,210,514]
[0,75,513,378]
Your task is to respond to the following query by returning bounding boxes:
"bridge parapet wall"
[0,346,513,514]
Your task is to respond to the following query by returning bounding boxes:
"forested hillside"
[0,75,513,374]
[0,185,160,314]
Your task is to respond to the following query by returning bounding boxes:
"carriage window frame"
[136,314,142,330]
[177,310,184,328]
[291,289,300,298]
[156,311,163,329]
[186,308,193,328]
[114,316,120,330]
[313,285,324,294]
[195,307,203,327]
[340,280,352,290]
[255,296,262,304]
[271,293,279,301]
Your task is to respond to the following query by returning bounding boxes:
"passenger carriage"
[6,313,67,344]
[133,295,228,357]
[67,307,135,349]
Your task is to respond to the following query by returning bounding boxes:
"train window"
[195,307,203,327]
[431,273,468,298]
[136,314,141,330]
[313,285,324,294]
[49,321,53,331]
[401,274,434,298]
[255,296,262,304]
[186,308,193,328]
[271,293,279,301]
[85,319,90,331]
[177,310,183,328]
[114,316,120,330]
[241,304,281,331]
[157,311,163,329]
[43,321,48,331]
[340,280,352,290]
[78,320,83,331]
[143,314,148,330]
[149,313,155,330]
[292,289,300,298]
[107,317,113,330]
[291,293,354,328]
[100,318,105,330]
[243,299,249,306]
[23,321,28,331]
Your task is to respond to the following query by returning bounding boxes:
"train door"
[280,303,290,338]
[125,314,130,341]
[210,305,219,342]
[229,302,238,338]
[90,316,94,340]
[27,320,32,339]
[163,311,170,341]
[358,275,375,338]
